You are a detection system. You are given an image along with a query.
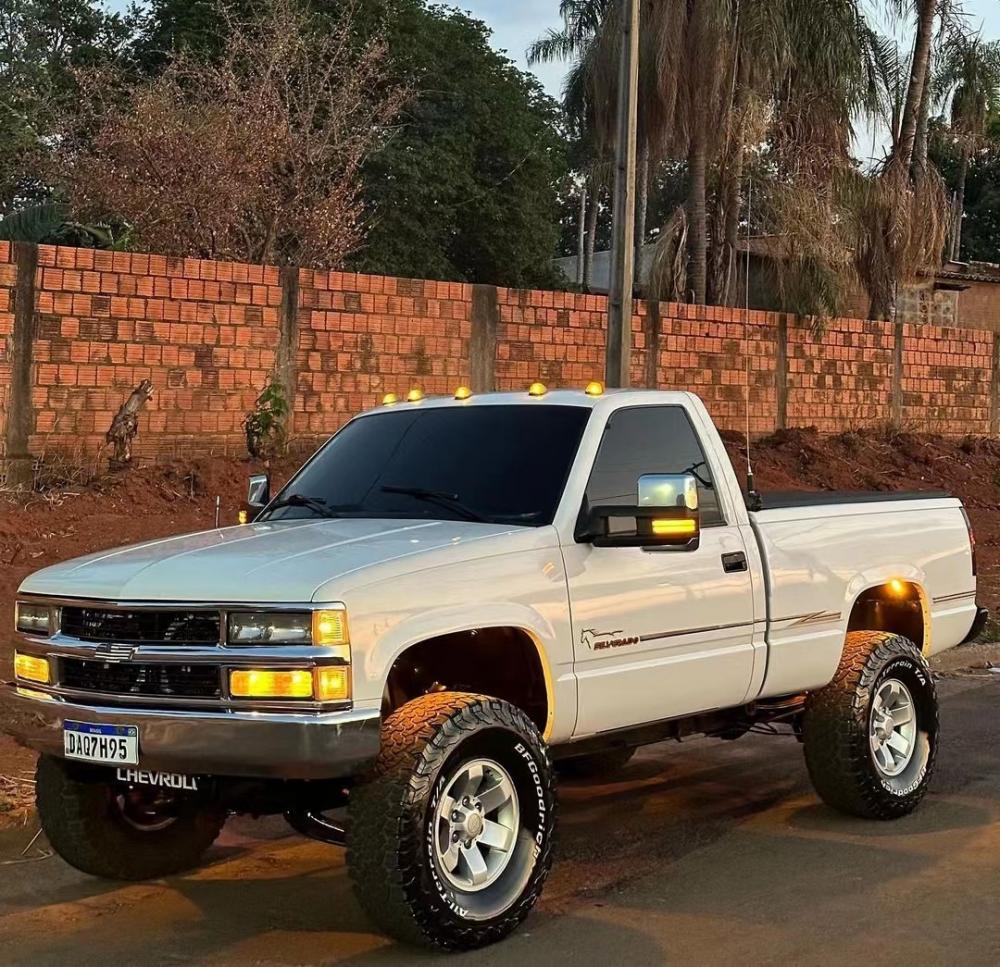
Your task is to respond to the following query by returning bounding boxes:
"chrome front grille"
[60,657,223,699]
[60,607,221,645]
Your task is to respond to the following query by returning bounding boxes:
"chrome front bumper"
[3,684,381,780]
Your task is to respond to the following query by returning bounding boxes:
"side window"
[584,406,725,526]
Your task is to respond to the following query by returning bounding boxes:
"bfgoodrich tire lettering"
[803,632,938,820]
[35,755,225,880]
[347,692,556,950]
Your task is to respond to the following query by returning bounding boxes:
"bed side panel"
[752,499,975,699]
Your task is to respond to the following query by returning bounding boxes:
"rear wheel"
[803,632,938,820]
[347,692,556,950]
[36,755,225,880]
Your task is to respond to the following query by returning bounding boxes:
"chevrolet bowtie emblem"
[93,642,137,662]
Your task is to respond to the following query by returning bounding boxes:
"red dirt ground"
[0,428,997,817]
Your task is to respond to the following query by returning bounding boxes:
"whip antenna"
[744,175,762,512]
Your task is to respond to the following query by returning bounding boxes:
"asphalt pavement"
[0,675,997,966]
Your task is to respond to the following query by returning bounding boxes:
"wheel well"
[847,582,926,652]
[383,628,549,735]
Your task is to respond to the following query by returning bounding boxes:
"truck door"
[563,405,757,736]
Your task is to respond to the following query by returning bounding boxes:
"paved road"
[0,677,998,966]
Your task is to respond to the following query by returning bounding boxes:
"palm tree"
[933,33,1000,259]
[529,1,611,290]
[529,0,670,291]
[894,0,939,173]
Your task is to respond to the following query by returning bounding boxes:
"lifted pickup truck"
[4,388,985,949]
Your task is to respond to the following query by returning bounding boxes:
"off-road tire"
[803,632,938,820]
[558,746,636,779]
[36,755,225,880]
[347,692,556,950]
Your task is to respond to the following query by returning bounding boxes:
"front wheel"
[347,693,556,950]
[36,755,225,880]
[803,632,938,820]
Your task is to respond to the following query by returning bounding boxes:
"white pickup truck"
[4,387,985,949]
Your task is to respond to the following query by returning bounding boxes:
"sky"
[105,0,1000,105]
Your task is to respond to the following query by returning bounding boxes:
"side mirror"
[582,473,701,550]
[243,473,271,523]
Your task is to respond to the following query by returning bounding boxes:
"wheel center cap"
[465,812,484,839]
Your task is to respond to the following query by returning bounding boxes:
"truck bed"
[748,492,976,699]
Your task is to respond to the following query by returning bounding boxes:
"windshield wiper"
[380,486,487,523]
[263,494,342,520]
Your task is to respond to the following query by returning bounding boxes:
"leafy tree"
[932,33,1000,258]
[0,0,136,217]
[55,0,404,266]
[348,1,567,288]
[134,0,567,287]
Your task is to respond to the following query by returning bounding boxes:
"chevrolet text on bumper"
[3,388,983,950]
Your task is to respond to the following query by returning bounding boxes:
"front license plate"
[64,721,139,766]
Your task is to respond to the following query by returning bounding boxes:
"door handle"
[722,552,748,574]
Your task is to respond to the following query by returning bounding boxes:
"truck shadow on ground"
[1,683,996,965]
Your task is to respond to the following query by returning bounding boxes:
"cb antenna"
[744,174,762,512]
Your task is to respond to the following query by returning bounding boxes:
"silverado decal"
[581,628,640,651]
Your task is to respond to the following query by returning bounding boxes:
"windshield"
[262,405,591,527]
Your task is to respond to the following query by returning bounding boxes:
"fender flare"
[364,604,561,741]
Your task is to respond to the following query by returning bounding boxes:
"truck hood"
[19,518,532,603]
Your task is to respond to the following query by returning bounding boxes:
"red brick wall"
[900,323,993,435]
[2,243,999,472]
[0,242,14,456]
[645,304,779,435]
[786,317,895,433]
[495,287,607,390]
[30,245,280,458]
[296,270,472,436]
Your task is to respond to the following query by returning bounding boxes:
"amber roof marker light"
[585,381,605,397]
[407,388,425,402]
[454,386,472,400]
[528,382,548,397]
[382,393,399,406]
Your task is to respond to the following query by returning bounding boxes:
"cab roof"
[366,388,698,415]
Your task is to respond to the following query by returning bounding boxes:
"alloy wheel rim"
[433,758,519,893]
[869,678,918,778]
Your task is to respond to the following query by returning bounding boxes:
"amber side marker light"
[585,381,605,396]
[528,382,548,397]
[14,652,51,685]
[315,666,351,702]
[652,518,698,538]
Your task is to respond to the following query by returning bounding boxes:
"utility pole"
[605,0,641,388]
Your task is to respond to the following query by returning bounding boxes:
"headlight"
[226,609,350,657]
[15,602,52,637]
[228,612,312,645]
